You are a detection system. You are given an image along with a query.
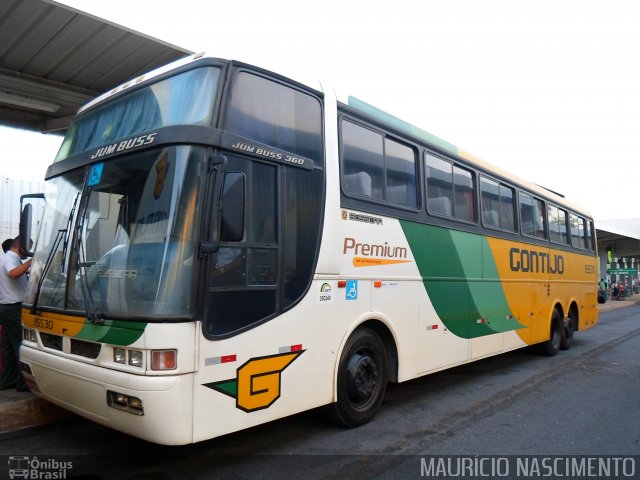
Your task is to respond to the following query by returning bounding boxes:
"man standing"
[0,237,32,391]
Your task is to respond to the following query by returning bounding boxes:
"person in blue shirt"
[0,237,32,391]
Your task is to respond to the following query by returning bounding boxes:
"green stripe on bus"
[400,221,521,338]
[209,379,238,398]
[470,238,523,333]
[75,320,147,346]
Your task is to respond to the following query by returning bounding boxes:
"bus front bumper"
[20,345,194,445]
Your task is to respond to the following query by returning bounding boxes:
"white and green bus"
[20,53,598,445]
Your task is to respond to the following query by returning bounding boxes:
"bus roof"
[78,52,208,114]
[76,52,591,219]
[78,52,326,116]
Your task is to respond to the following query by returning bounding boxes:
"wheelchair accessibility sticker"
[87,162,104,187]
[346,280,358,300]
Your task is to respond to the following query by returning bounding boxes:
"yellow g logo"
[205,351,304,412]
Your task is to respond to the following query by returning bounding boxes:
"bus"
[19,52,598,445]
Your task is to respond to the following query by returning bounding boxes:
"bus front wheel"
[329,327,389,427]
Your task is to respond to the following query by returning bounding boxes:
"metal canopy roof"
[0,0,192,134]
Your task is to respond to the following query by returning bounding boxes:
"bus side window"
[587,220,595,250]
[426,154,454,217]
[548,205,569,245]
[520,192,547,240]
[384,138,417,208]
[341,121,384,200]
[481,176,516,231]
[340,120,418,208]
[500,185,516,231]
[425,153,475,222]
[569,213,587,249]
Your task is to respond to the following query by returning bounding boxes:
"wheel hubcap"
[346,351,379,407]
[552,322,560,347]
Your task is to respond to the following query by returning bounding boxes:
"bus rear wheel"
[328,327,389,427]
[560,308,576,350]
[537,309,562,357]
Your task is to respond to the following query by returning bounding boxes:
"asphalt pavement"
[1,294,638,434]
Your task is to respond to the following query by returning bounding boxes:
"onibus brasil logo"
[8,456,72,479]
[204,351,304,412]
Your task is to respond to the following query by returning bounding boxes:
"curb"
[598,297,640,313]
[0,390,70,433]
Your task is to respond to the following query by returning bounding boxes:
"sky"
[2,0,639,221]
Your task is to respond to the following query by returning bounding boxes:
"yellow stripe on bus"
[22,309,85,337]
[353,257,412,267]
[485,237,598,344]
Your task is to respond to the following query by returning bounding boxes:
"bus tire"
[560,309,576,350]
[537,309,562,357]
[328,327,389,428]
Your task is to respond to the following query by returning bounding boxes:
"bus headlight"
[23,328,37,343]
[128,350,144,367]
[113,347,126,364]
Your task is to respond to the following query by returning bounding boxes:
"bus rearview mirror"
[19,203,34,257]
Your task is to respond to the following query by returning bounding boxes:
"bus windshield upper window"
[55,67,221,162]
[226,72,323,165]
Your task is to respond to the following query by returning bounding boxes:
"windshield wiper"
[75,194,104,325]
[30,229,64,314]
[30,192,80,314]
[61,192,80,274]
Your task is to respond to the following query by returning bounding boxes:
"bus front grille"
[70,339,101,359]
[40,332,63,351]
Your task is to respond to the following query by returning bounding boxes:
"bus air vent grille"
[40,332,63,351]
[70,339,101,359]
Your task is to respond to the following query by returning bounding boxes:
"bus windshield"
[27,146,205,318]
[54,66,220,162]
